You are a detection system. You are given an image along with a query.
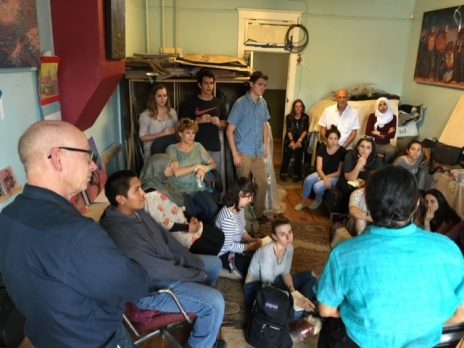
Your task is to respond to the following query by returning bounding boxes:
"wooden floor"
[19,139,331,348]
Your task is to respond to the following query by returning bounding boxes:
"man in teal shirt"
[317,166,464,348]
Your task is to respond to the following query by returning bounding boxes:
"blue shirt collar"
[366,223,418,237]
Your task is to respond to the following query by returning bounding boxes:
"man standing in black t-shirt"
[179,70,227,176]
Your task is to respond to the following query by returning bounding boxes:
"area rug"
[217,221,331,327]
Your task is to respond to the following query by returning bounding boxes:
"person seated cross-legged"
[100,170,226,348]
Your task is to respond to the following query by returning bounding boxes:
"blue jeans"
[103,325,136,348]
[303,172,339,202]
[243,271,318,320]
[135,255,224,348]
[191,190,218,224]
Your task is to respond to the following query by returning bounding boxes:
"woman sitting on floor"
[165,118,218,223]
[215,177,262,278]
[295,126,345,211]
[244,216,318,319]
[422,188,461,234]
[393,139,430,190]
[141,153,224,256]
[365,97,397,163]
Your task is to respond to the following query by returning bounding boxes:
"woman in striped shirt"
[215,177,262,278]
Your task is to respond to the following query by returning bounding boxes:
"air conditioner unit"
[243,19,292,48]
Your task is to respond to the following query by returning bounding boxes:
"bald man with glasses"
[0,120,149,348]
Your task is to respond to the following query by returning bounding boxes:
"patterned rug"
[216,221,331,327]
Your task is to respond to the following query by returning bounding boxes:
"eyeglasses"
[48,146,96,164]
[361,135,375,141]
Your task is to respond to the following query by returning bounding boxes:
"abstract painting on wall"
[414,6,464,89]
[0,0,40,68]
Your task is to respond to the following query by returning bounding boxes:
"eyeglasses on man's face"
[48,146,96,164]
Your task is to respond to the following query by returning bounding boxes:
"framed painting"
[0,0,40,68]
[105,0,126,60]
[414,6,464,89]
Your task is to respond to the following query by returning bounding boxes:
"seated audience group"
[2,80,464,348]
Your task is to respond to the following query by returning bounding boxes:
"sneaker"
[310,200,321,210]
[294,203,306,211]
[257,215,271,224]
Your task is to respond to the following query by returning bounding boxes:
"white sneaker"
[294,203,306,211]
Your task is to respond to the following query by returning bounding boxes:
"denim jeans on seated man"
[136,255,224,348]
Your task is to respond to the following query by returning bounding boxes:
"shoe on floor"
[294,203,306,211]
[219,268,242,280]
[279,173,288,181]
[292,176,302,182]
[310,200,321,210]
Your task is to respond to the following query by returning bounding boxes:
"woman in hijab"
[365,97,397,163]
[140,153,224,255]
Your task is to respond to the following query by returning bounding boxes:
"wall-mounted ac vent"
[244,19,291,48]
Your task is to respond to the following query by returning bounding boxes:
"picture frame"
[105,0,126,60]
[414,6,464,89]
[0,0,40,68]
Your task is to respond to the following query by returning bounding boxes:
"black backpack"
[245,285,294,348]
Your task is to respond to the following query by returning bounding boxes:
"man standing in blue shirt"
[226,71,270,223]
[317,166,464,348]
[0,120,149,347]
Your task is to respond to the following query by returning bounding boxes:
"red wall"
[51,0,125,130]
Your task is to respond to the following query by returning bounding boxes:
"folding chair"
[123,289,196,347]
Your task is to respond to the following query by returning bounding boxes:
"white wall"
[144,0,415,111]
[126,0,147,55]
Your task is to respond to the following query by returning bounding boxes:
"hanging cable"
[454,6,463,31]
[284,24,309,54]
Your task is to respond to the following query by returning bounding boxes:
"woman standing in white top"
[244,216,318,318]
[139,83,178,160]
[215,177,262,277]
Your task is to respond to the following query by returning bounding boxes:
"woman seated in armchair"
[165,118,219,223]
[141,153,225,256]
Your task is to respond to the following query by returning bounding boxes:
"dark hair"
[146,83,172,119]
[105,170,138,207]
[365,165,420,228]
[223,177,255,211]
[325,125,341,139]
[407,140,423,150]
[424,189,461,231]
[290,99,306,118]
[249,71,268,83]
[271,216,291,235]
[355,136,377,167]
[197,70,215,84]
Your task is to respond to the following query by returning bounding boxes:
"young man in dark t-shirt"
[179,70,227,173]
